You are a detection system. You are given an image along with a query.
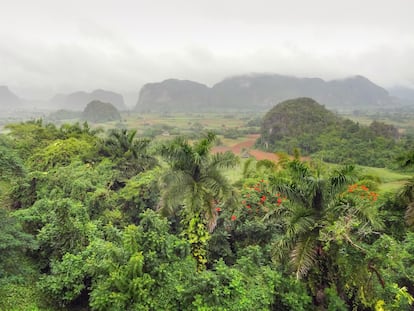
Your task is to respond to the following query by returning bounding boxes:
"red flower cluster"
[346,184,378,202]
[238,179,287,219]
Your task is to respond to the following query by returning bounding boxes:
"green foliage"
[88,211,193,310]
[324,286,348,311]
[0,281,53,311]
[20,198,94,260]
[39,253,88,305]
[159,132,238,268]
[263,159,389,307]
[261,98,340,145]
[366,233,414,307]
[259,98,408,167]
[0,136,25,180]
[0,208,36,278]
[2,118,414,311]
[28,137,94,171]
[116,168,160,223]
[99,128,158,179]
[190,249,312,311]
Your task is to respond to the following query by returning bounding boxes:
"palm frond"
[272,235,295,262]
[352,203,384,230]
[127,129,137,144]
[288,159,311,180]
[202,168,233,198]
[194,132,216,157]
[158,170,192,215]
[284,207,316,240]
[329,165,356,194]
[209,151,238,169]
[159,137,195,170]
[270,179,307,208]
[256,159,277,172]
[242,157,256,178]
[290,236,317,279]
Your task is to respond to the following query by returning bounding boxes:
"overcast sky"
[1,0,413,101]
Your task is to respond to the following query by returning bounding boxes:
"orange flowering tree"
[211,178,287,253]
[238,179,286,218]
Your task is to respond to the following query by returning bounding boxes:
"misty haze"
[1,1,414,310]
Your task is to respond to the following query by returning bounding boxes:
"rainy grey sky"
[1,0,414,101]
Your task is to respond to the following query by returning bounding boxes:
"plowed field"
[212,134,281,162]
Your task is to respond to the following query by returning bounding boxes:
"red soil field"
[248,149,280,162]
[212,134,281,162]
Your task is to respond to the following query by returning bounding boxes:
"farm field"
[87,112,413,194]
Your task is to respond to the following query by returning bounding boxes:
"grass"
[378,180,408,194]
[357,166,411,194]
[221,158,248,184]
[358,166,411,183]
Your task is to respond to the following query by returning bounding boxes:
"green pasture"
[358,166,411,194]
[123,112,250,130]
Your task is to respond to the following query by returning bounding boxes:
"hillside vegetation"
[0,118,413,311]
[82,100,121,123]
[259,97,409,167]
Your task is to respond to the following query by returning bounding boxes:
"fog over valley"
[1,0,414,109]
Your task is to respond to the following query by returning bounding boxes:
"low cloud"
[1,0,413,99]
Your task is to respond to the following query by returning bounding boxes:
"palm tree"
[158,132,238,268]
[242,158,279,179]
[100,129,157,178]
[268,160,381,284]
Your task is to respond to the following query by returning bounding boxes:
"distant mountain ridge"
[134,74,396,112]
[0,86,22,110]
[51,89,126,111]
[136,79,209,112]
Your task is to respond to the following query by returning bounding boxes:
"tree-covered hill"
[259,97,410,167]
[82,100,121,123]
[260,97,340,143]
